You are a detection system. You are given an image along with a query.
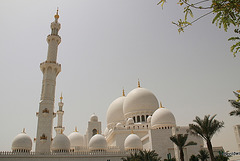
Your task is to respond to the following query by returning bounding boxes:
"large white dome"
[68,131,84,148]
[106,96,125,127]
[51,133,70,152]
[12,131,32,152]
[123,87,159,119]
[124,133,142,151]
[151,107,176,129]
[89,134,107,151]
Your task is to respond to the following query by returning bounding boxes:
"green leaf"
[212,12,221,24]
[157,0,166,8]
[228,37,240,41]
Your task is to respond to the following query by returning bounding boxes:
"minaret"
[54,94,65,134]
[35,10,61,153]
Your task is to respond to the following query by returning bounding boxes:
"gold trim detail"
[138,79,141,88]
[122,88,125,96]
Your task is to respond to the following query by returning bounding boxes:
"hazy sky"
[0,0,239,153]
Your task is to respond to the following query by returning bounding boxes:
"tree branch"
[182,0,212,9]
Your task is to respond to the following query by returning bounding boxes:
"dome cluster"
[11,83,176,154]
[106,83,176,130]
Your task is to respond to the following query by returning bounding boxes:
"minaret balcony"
[47,34,61,45]
[40,61,61,75]
[54,127,65,131]
[57,110,64,114]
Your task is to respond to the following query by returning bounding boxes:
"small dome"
[90,114,98,122]
[116,122,124,129]
[151,107,176,129]
[68,131,84,148]
[89,134,107,151]
[12,131,32,152]
[147,116,152,123]
[107,96,125,127]
[123,88,159,118]
[126,118,134,125]
[51,133,70,152]
[124,133,142,151]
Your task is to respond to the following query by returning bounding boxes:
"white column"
[35,10,61,153]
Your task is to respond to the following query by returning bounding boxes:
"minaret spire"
[54,8,59,21]
[54,94,65,134]
[35,11,62,153]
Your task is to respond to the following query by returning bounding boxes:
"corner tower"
[35,10,61,153]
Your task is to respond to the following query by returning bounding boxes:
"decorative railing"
[0,151,128,156]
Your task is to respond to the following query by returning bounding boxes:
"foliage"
[164,157,176,161]
[189,115,224,161]
[228,91,240,116]
[197,149,209,161]
[157,0,240,56]
[121,150,161,161]
[170,134,197,161]
[215,150,229,161]
[189,155,199,161]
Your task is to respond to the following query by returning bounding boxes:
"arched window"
[133,117,136,123]
[137,116,140,122]
[146,115,149,120]
[141,115,145,122]
[92,129,97,136]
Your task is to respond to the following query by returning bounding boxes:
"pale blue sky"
[0,0,239,153]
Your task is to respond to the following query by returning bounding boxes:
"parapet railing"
[0,151,127,156]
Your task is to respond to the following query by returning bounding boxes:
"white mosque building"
[0,11,205,161]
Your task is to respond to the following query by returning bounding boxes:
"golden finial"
[22,128,26,133]
[138,79,141,88]
[122,88,125,96]
[60,92,63,102]
[75,126,78,132]
[54,8,59,20]
[131,130,134,134]
[97,130,99,134]
[61,129,63,134]
[160,102,163,108]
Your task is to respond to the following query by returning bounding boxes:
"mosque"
[0,11,205,161]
